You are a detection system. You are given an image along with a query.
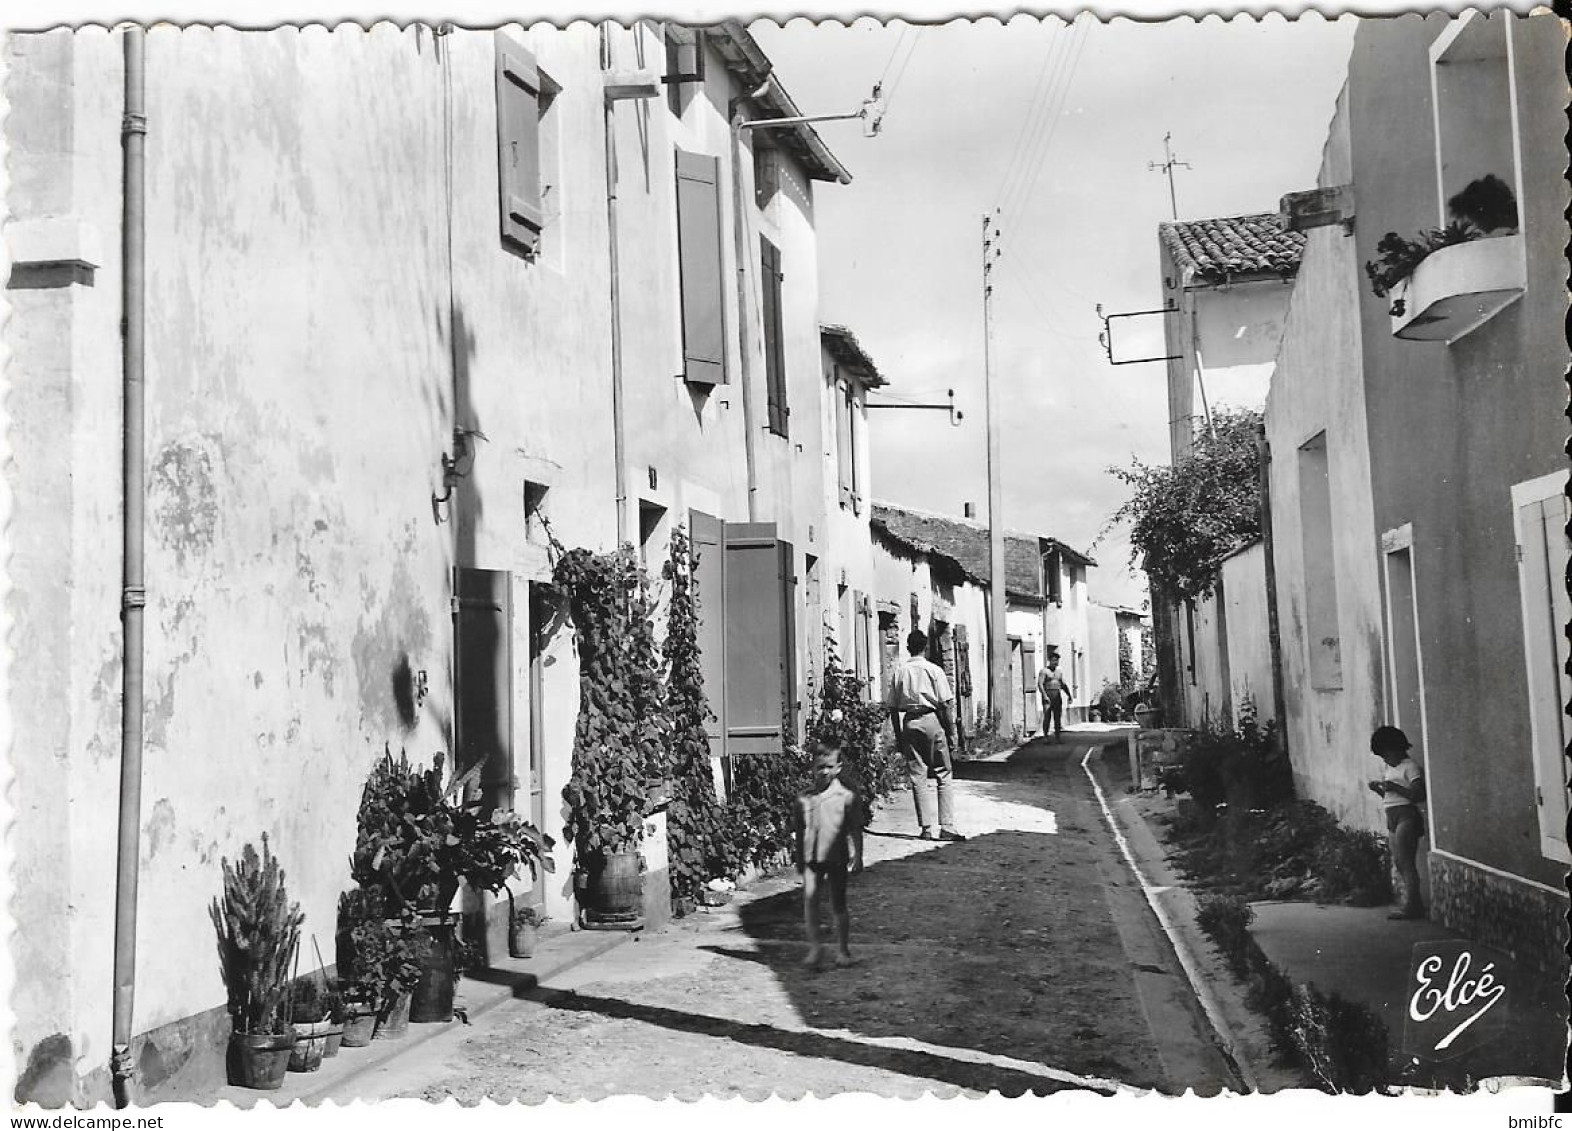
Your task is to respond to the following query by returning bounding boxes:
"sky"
[751,14,1356,609]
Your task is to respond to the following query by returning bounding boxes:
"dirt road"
[321,734,1236,1102]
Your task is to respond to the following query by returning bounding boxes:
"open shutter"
[955,624,973,698]
[455,567,514,813]
[761,238,788,435]
[1022,639,1041,731]
[723,523,797,756]
[1514,478,1571,862]
[690,511,727,758]
[496,34,544,253]
[676,150,727,385]
[835,378,853,507]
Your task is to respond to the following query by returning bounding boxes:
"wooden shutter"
[1514,479,1571,861]
[496,34,544,254]
[852,590,870,687]
[760,238,788,436]
[1022,639,1041,731]
[690,511,727,756]
[723,523,797,756]
[675,150,727,385]
[955,624,973,698]
[835,377,853,507]
[454,567,514,813]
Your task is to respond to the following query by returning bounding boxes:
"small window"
[1045,550,1063,605]
[524,481,550,545]
[753,142,780,210]
[495,33,558,257]
[761,237,788,437]
[638,500,668,572]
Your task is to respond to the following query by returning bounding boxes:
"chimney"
[963,502,976,519]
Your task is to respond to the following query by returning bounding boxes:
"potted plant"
[285,979,333,1073]
[335,887,421,1041]
[320,982,347,1058]
[553,546,665,929]
[209,836,303,1090]
[508,902,543,959]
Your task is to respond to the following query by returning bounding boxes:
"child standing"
[791,743,865,970]
[1367,725,1426,920]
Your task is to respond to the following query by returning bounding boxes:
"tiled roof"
[820,324,888,388]
[1159,213,1305,284]
[870,503,1095,602]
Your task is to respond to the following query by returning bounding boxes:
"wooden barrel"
[581,851,644,929]
[408,917,456,1023]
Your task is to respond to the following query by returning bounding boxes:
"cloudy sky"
[752,14,1356,608]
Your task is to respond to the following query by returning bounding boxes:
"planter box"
[1389,233,1526,344]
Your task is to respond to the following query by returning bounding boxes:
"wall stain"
[351,559,435,738]
[296,623,338,695]
[86,650,123,763]
[13,1032,73,1106]
[144,798,176,861]
[149,438,221,566]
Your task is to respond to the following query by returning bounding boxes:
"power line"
[879,26,925,119]
[999,16,1090,219]
[992,19,1076,216]
[998,19,1084,217]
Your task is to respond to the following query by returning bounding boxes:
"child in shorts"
[1367,725,1426,920]
[791,743,865,970]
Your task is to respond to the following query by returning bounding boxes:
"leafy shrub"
[805,645,903,812]
[724,730,811,871]
[1106,408,1262,601]
[1195,893,1255,977]
[1095,680,1124,722]
[335,888,422,1014]
[1180,706,1292,816]
[1310,825,1392,906]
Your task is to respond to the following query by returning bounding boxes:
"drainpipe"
[111,23,148,1110]
[1257,423,1289,751]
[602,24,630,545]
[728,91,766,522]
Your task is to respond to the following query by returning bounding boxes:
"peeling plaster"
[144,798,177,861]
[149,437,221,565]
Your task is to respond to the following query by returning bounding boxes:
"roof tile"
[1159,213,1305,284]
[870,503,1095,602]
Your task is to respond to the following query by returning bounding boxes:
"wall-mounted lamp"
[431,426,489,525]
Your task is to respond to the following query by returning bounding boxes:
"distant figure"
[885,629,967,842]
[1037,652,1074,741]
[1368,725,1426,921]
[791,743,865,970]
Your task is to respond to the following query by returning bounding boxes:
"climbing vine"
[723,717,811,871]
[661,527,737,904]
[553,544,667,862]
[1105,407,1263,601]
[804,642,904,814]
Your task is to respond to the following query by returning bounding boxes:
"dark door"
[454,567,513,814]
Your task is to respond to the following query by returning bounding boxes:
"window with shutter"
[454,567,515,813]
[723,523,797,756]
[761,238,789,437]
[689,511,727,769]
[1511,471,1571,863]
[675,151,727,386]
[846,383,862,513]
[852,590,870,688]
[834,372,853,507]
[496,33,547,255]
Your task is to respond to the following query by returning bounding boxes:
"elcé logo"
[1403,940,1512,1062]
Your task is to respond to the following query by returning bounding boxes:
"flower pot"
[373,990,412,1040]
[340,1006,377,1048]
[579,851,644,931]
[509,918,538,959]
[226,1031,293,1090]
[323,1027,343,1059]
[406,916,457,1024]
[288,1020,333,1072]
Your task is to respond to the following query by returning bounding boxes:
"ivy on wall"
[553,545,667,862]
[661,526,736,904]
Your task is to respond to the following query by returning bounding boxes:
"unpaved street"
[322,736,1236,1102]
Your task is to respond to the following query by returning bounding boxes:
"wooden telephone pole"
[982,214,1008,730]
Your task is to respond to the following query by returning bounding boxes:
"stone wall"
[1428,852,1569,978]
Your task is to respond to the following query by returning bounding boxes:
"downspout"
[728,91,766,522]
[602,24,630,544]
[111,23,148,1109]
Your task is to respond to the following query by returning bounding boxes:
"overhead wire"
[998,15,1091,220]
[991,18,1075,217]
[879,25,926,120]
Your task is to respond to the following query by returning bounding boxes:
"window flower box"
[1389,233,1525,344]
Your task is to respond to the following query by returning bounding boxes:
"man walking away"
[886,629,966,841]
[1037,651,1073,742]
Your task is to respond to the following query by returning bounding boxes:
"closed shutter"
[955,624,973,697]
[852,590,870,688]
[690,511,727,756]
[1514,479,1571,861]
[496,34,544,254]
[723,523,797,755]
[761,238,788,436]
[835,376,853,507]
[675,150,727,385]
[454,567,514,812]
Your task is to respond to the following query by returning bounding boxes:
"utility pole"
[1148,131,1191,221]
[982,213,1008,733]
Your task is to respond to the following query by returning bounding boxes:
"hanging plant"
[661,526,737,905]
[553,544,667,862]
[1363,174,1518,304]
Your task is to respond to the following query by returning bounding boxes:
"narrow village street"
[316,733,1236,1103]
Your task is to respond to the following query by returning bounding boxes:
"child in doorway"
[1367,725,1426,920]
[791,743,866,970]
